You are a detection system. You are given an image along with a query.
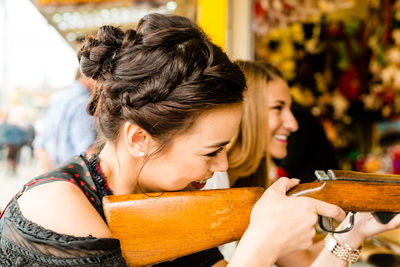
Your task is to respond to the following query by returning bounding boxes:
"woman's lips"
[274,134,288,143]
[191,180,207,189]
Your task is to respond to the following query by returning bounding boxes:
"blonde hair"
[228,60,283,188]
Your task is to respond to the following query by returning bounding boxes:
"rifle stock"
[103,187,263,266]
[103,172,400,266]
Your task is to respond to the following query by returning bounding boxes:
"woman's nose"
[284,111,298,132]
[210,149,228,173]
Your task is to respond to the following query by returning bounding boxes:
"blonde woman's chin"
[269,145,288,160]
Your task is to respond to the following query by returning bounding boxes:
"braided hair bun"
[77,13,245,148]
[78,26,125,80]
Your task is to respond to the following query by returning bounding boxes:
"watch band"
[325,233,362,264]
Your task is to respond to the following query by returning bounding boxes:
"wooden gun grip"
[103,187,264,266]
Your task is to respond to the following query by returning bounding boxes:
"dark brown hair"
[78,13,245,151]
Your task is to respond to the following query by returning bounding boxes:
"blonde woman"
[228,60,298,188]
[204,60,297,191]
[205,60,398,266]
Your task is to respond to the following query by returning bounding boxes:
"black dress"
[0,154,223,266]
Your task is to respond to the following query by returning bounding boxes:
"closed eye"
[271,105,283,111]
[205,147,224,158]
[270,100,285,111]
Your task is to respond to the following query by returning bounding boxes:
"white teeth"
[195,180,207,184]
[275,135,288,141]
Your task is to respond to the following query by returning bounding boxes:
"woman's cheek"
[193,161,211,180]
[268,115,279,134]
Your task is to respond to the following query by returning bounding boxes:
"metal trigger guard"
[318,212,355,233]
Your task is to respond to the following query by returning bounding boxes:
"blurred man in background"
[33,71,96,171]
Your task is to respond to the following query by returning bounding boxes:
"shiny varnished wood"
[330,169,400,183]
[103,187,263,266]
[103,173,400,266]
[287,180,400,212]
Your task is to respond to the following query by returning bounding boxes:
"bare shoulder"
[17,181,112,238]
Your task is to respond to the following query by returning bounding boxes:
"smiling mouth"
[274,134,288,142]
[191,179,207,189]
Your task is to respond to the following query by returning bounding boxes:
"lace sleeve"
[0,200,127,266]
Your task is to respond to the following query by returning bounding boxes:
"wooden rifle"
[103,170,400,266]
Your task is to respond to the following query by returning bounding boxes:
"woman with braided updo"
[1,13,399,267]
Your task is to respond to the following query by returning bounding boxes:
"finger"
[312,198,346,221]
[268,177,300,194]
[385,213,400,227]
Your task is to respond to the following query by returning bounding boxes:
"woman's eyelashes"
[205,147,224,158]
[270,100,286,112]
[270,104,283,112]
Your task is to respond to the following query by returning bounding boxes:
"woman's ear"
[123,121,151,158]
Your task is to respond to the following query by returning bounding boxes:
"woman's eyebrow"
[206,141,230,148]
[271,100,285,105]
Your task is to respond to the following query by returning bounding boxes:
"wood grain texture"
[103,176,400,266]
[330,170,400,183]
[287,180,400,212]
[103,187,263,266]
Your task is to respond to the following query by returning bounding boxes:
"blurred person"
[204,60,299,263]
[5,106,39,164]
[226,60,298,188]
[275,102,339,183]
[0,115,29,175]
[24,123,36,161]
[204,60,344,266]
[33,70,96,171]
[206,60,337,188]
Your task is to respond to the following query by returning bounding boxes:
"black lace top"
[0,154,126,266]
[0,154,224,266]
